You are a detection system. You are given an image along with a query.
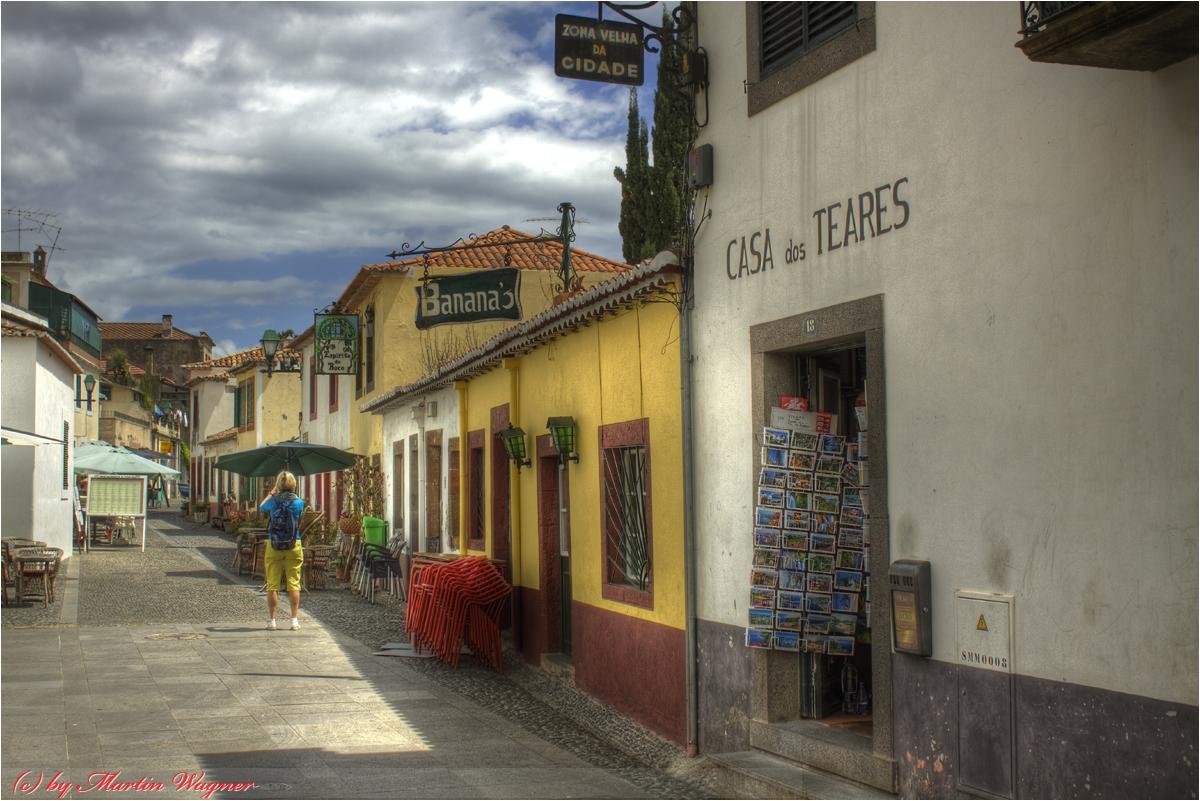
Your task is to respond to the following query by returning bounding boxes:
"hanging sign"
[554,14,644,85]
[315,313,360,375]
[414,268,522,330]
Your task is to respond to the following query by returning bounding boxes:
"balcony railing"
[1019,1,1081,36]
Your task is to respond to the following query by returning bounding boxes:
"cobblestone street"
[2,511,715,800]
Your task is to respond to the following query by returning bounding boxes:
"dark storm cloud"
[1,2,630,322]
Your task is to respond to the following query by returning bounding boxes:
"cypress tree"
[614,89,653,263]
[648,9,691,254]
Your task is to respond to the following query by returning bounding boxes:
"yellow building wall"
[350,268,620,464]
[460,294,684,631]
[261,372,301,447]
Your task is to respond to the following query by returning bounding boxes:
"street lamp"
[498,425,531,470]
[547,416,579,464]
[83,373,97,412]
[260,329,281,372]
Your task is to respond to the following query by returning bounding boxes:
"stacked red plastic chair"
[403,556,511,670]
[405,560,444,654]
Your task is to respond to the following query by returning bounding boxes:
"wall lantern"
[546,416,579,464]
[83,373,97,411]
[260,329,301,374]
[498,425,531,470]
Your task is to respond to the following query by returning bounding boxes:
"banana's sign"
[414,268,523,330]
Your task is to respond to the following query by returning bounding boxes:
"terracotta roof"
[185,371,231,386]
[2,310,85,374]
[362,254,680,415]
[99,321,210,342]
[202,427,239,444]
[99,359,146,376]
[183,347,263,369]
[335,226,631,310]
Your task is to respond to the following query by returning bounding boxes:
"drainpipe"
[680,258,700,758]
[455,380,469,556]
[503,360,522,584]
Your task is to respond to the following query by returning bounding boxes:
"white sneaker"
[290,619,301,631]
[267,619,277,630]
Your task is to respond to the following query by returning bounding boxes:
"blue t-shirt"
[260,494,306,540]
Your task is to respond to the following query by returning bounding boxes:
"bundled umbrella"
[215,440,357,477]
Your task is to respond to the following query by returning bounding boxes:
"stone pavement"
[1,513,713,800]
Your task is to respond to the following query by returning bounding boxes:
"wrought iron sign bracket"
[386,201,581,298]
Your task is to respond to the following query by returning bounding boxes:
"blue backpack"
[268,491,298,550]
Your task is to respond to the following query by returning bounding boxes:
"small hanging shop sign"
[554,13,644,85]
[314,313,360,375]
[415,268,523,330]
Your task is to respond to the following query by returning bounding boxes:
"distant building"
[99,314,214,386]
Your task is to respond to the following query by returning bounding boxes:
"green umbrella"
[74,444,181,477]
[215,440,357,477]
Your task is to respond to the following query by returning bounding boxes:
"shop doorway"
[392,445,405,551]
[537,440,572,657]
[749,294,894,792]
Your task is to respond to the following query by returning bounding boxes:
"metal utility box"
[888,560,932,656]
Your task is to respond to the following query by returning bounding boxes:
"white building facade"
[2,304,83,555]
[689,3,1196,797]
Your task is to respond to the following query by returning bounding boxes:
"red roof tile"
[183,347,264,369]
[99,321,210,342]
[202,427,239,444]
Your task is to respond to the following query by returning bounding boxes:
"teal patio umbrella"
[74,444,180,477]
[215,440,357,477]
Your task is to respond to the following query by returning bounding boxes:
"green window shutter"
[233,386,242,428]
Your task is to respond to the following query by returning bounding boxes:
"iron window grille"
[760,1,858,76]
[603,444,651,592]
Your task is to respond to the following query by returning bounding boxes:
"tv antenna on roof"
[2,208,65,267]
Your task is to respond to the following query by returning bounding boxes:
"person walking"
[260,471,305,631]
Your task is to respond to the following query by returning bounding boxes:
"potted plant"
[192,500,208,524]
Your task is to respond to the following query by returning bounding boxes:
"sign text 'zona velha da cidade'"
[414,268,523,330]
[554,14,644,85]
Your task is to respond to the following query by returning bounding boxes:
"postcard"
[790,431,819,451]
[831,591,859,613]
[818,434,845,454]
[762,426,791,448]
[745,627,773,649]
[775,610,804,632]
[776,590,806,611]
[808,554,834,574]
[756,507,783,528]
[837,526,864,550]
[754,527,782,548]
[762,446,788,468]
[758,487,785,508]
[813,493,840,514]
[752,549,780,569]
[806,573,832,593]
[815,454,844,475]
[778,550,806,572]
[805,637,827,653]
[842,487,863,508]
[759,468,789,489]
[857,431,867,460]
[833,569,863,593]
[778,570,806,591]
[788,451,817,471]
[830,612,858,636]
[813,513,838,535]
[814,474,840,494]
[809,532,836,554]
[785,491,812,511]
[857,462,869,487]
[827,635,855,657]
[787,471,815,491]
[806,592,832,615]
[845,441,858,464]
[806,614,832,635]
[840,506,865,526]
[841,462,860,486]
[751,567,778,588]
[783,510,811,531]
[773,630,801,651]
[781,531,808,550]
[748,608,774,628]
[750,587,776,608]
[836,549,864,571]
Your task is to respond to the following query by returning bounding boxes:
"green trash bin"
[362,516,387,547]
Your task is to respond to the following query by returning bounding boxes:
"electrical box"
[888,560,932,656]
[688,144,713,189]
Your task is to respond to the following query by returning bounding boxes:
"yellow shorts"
[264,540,304,592]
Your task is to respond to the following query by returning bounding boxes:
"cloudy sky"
[2,1,659,355]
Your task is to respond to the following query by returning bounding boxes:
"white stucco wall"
[2,337,77,554]
[298,340,352,451]
[692,3,1197,705]
[379,386,458,553]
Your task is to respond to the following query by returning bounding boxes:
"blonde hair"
[274,471,298,495]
